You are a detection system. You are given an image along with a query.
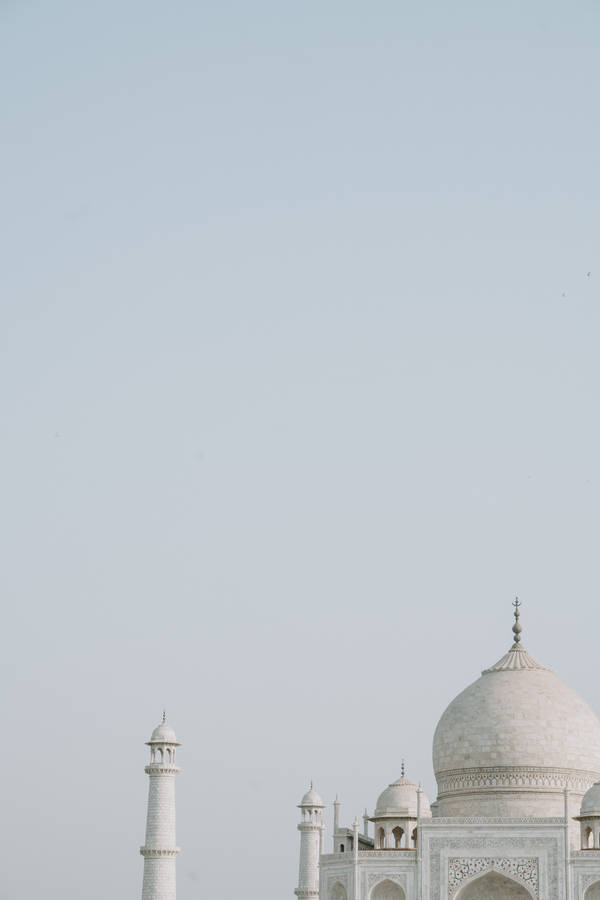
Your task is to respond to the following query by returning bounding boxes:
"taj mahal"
[138,602,600,900]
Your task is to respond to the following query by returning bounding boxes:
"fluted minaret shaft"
[140,715,181,900]
[295,785,324,900]
[296,822,321,897]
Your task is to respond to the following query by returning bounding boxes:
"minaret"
[295,783,325,900]
[140,713,181,900]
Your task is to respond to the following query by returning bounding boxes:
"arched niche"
[330,883,347,900]
[456,871,533,900]
[370,879,405,900]
[392,826,404,849]
[585,827,594,849]
[585,883,600,900]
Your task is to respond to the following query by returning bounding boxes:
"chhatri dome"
[432,600,600,819]
[374,764,431,819]
[299,783,325,808]
[147,711,180,745]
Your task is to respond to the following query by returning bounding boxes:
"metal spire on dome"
[401,759,405,777]
[482,597,550,673]
[512,597,522,648]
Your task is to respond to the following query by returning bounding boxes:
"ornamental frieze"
[427,816,564,825]
[436,767,596,794]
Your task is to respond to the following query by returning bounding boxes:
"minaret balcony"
[144,763,180,775]
[140,847,181,858]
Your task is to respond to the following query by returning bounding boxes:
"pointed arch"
[392,826,404,849]
[329,882,347,900]
[585,883,600,900]
[456,871,534,900]
[370,879,405,900]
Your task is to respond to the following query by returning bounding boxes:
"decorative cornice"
[426,816,565,825]
[140,846,180,857]
[448,856,538,898]
[295,891,319,898]
[321,850,417,860]
[436,766,598,796]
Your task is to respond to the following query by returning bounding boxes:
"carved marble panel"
[447,857,538,898]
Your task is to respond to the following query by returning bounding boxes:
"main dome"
[432,611,600,818]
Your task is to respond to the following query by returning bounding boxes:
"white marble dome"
[299,784,324,808]
[374,774,431,819]
[148,716,179,745]
[581,782,600,817]
[432,640,600,817]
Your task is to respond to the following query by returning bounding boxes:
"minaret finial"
[401,759,405,777]
[162,709,166,723]
[512,597,522,647]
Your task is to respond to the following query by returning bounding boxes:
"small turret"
[576,782,600,849]
[371,764,431,849]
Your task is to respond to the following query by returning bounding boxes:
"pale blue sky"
[2,2,600,899]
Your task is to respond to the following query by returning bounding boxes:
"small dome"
[581,782,600,817]
[299,784,324,808]
[374,775,431,819]
[147,714,179,745]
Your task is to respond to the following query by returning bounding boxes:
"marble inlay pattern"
[448,857,538,898]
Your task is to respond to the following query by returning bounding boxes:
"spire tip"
[512,597,523,647]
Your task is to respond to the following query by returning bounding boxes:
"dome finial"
[512,597,523,648]
[162,709,166,724]
[401,759,405,777]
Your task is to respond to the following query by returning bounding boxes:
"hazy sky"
[2,2,600,898]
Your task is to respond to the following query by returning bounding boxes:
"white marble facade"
[299,606,600,900]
